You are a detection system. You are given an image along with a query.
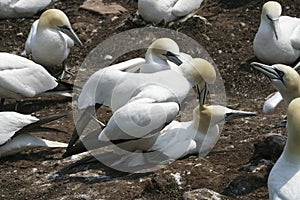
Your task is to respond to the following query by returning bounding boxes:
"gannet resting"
[0,0,57,19]
[138,0,203,24]
[268,97,300,199]
[0,112,68,158]
[24,9,82,78]
[64,58,216,157]
[251,62,300,106]
[253,1,300,64]
[0,52,75,104]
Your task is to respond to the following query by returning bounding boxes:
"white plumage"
[253,1,300,64]
[138,0,203,23]
[0,0,57,19]
[0,52,57,100]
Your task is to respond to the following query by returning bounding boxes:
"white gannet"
[137,0,203,24]
[64,58,216,156]
[0,112,68,158]
[151,84,256,160]
[0,52,74,105]
[251,62,300,106]
[268,97,300,199]
[108,38,190,73]
[253,1,300,65]
[0,0,57,19]
[24,9,82,77]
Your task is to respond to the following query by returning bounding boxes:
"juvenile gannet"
[138,0,203,24]
[0,52,75,104]
[0,0,57,19]
[0,112,68,158]
[24,9,82,77]
[64,58,216,156]
[251,62,300,105]
[268,97,300,199]
[253,1,300,64]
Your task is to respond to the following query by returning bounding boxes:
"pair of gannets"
[63,57,216,157]
[24,9,82,77]
[0,112,68,158]
[0,0,57,19]
[138,0,203,24]
[65,37,193,151]
[253,1,300,65]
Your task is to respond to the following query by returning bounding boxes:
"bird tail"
[17,112,71,135]
[45,80,81,98]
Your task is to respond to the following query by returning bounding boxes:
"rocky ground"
[1,0,299,199]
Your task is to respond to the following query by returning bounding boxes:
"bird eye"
[275,68,285,78]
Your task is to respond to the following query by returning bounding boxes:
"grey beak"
[164,51,183,65]
[271,19,280,40]
[59,25,83,46]
[250,62,281,80]
[225,110,256,121]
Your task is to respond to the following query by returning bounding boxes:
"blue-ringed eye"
[275,68,284,78]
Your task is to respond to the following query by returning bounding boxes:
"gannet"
[253,1,300,64]
[64,58,216,156]
[251,62,300,105]
[268,97,300,199]
[24,9,82,77]
[151,84,256,160]
[0,0,57,19]
[0,112,68,158]
[108,38,190,73]
[138,0,203,24]
[0,52,74,104]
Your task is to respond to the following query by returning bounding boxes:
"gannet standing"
[253,1,300,64]
[64,58,216,157]
[0,112,68,158]
[0,0,57,19]
[138,0,203,24]
[268,97,300,199]
[251,62,300,105]
[24,9,82,77]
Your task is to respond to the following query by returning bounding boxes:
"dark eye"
[275,68,285,78]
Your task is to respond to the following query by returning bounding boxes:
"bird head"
[261,1,282,40]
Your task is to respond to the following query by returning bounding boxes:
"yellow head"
[180,58,216,87]
[261,1,282,20]
[286,98,300,156]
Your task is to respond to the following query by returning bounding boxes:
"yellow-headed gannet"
[0,0,57,19]
[138,0,203,24]
[64,58,216,157]
[151,84,256,160]
[253,1,300,64]
[251,62,300,106]
[24,9,82,78]
[0,112,68,158]
[268,97,300,199]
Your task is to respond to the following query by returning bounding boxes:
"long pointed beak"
[60,26,83,46]
[271,19,280,40]
[225,110,256,121]
[250,62,280,80]
[196,83,207,107]
[164,51,183,65]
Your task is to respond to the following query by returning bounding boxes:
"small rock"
[183,188,223,200]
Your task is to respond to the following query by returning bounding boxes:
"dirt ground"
[1,0,299,199]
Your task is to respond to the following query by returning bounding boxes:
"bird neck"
[192,109,214,134]
[284,127,300,164]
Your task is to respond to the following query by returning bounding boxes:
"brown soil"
[1,0,299,199]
